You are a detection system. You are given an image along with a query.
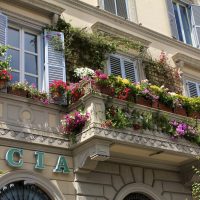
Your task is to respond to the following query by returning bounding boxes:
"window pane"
[7,49,20,70]
[179,5,192,45]
[25,53,38,75]
[25,75,38,88]
[173,3,184,42]
[104,0,116,14]
[7,28,19,48]
[11,72,19,83]
[25,32,37,53]
[116,0,128,18]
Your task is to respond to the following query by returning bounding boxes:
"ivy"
[47,18,144,81]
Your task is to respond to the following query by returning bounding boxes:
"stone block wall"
[75,162,192,200]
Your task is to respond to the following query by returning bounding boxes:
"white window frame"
[102,0,129,19]
[186,80,200,97]
[108,54,139,82]
[8,24,41,89]
[173,1,196,46]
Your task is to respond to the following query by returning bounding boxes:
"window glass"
[25,75,38,87]
[173,3,184,42]
[11,72,20,83]
[179,5,192,45]
[7,28,19,48]
[7,49,20,70]
[25,53,38,75]
[25,32,37,53]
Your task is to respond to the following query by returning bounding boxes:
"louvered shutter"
[166,0,179,39]
[187,81,198,97]
[0,13,7,46]
[191,5,200,48]
[124,60,138,83]
[109,55,122,76]
[44,30,66,92]
[116,0,128,19]
[104,0,116,15]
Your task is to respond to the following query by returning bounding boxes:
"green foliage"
[47,18,144,81]
[0,45,11,70]
[193,160,200,200]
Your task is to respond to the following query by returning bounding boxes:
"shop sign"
[5,148,70,173]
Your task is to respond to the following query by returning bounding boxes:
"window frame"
[102,0,129,19]
[7,24,41,89]
[173,1,196,46]
[107,54,139,83]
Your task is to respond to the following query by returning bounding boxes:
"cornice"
[74,123,200,157]
[172,53,200,70]
[57,0,200,56]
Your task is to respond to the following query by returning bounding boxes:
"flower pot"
[51,91,63,101]
[92,83,115,97]
[158,103,173,113]
[0,80,7,89]
[7,87,28,97]
[136,96,152,107]
[188,111,200,119]
[152,100,159,109]
[174,107,187,116]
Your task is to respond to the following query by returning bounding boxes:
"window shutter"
[44,30,66,92]
[124,60,138,83]
[116,0,128,19]
[191,5,200,48]
[0,13,7,46]
[187,81,198,97]
[109,55,122,76]
[104,0,116,15]
[165,0,179,39]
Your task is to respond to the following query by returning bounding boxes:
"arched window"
[0,181,52,200]
[124,193,152,200]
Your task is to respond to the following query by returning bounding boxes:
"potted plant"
[61,111,90,143]
[0,69,12,89]
[70,83,84,103]
[7,82,29,97]
[49,80,68,101]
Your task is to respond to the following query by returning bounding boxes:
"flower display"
[74,67,94,79]
[0,69,12,81]
[49,80,68,94]
[61,111,90,135]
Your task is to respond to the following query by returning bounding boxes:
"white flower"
[74,67,94,79]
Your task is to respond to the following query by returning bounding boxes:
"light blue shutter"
[124,60,138,83]
[166,0,179,39]
[187,81,198,97]
[44,30,66,92]
[191,5,200,48]
[0,13,7,46]
[109,55,122,76]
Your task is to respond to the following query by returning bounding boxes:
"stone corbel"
[180,160,200,187]
[73,139,111,173]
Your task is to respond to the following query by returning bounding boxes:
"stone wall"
[75,161,192,200]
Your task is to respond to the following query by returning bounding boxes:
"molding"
[172,53,200,71]
[91,22,151,47]
[114,183,166,200]
[0,127,69,149]
[73,139,111,173]
[74,124,200,157]
[7,0,65,15]
[0,170,65,200]
[57,0,200,55]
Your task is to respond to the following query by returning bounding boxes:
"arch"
[114,183,166,200]
[0,170,65,200]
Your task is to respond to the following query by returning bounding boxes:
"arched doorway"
[124,193,152,200]
[0,180,52,200]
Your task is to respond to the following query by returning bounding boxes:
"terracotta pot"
[51,91,63,101]
[188,111,200,119]
[0,79,7,89]
[7,87,28,97]
[136,96,152,107]
[158,103,173,113]
[174,107,187,116]
[152,100,159,109]
[92,83,115,97]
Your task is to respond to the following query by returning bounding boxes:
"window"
[102,0,128,19]
[173,1,193,45]
[123,193,152,200]
[7,26,40,88]
[187,80,200,97]
[108,54,138,83]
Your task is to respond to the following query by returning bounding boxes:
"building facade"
[0,0,200,199]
